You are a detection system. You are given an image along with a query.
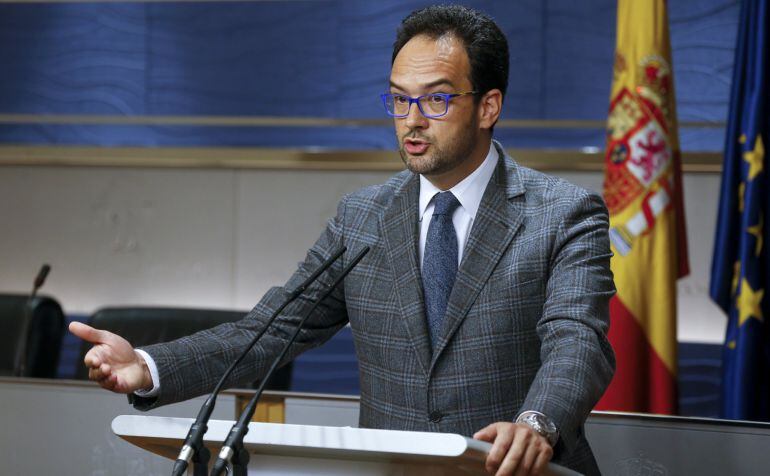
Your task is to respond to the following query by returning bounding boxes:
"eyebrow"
[389,78,456,92]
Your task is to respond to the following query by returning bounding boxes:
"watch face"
[519,413,558,445]
[539,415,557,433]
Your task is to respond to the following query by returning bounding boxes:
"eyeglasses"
[380,91,478,118]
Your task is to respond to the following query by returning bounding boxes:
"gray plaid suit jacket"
[134,142,615,474]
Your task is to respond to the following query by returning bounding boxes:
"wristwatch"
[516,411,559,447]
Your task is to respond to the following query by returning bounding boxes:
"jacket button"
[428,411,443,423]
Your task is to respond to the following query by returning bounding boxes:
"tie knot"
[432,191,461,216]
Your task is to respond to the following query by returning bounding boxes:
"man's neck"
[423,138,493,191]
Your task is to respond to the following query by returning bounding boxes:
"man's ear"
[477,89,503,130]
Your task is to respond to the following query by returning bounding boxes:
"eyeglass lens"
[386,94,448,117]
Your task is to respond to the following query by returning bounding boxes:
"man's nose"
[404,100,428,129]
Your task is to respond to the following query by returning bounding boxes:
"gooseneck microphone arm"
[209,246,370,476]
[170,246,347,476]
[14,264,51,377]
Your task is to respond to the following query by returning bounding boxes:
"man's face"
[389,34,481,180]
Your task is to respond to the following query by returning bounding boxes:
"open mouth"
[404,138,430,155]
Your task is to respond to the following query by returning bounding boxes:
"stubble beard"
[398,118,479,177]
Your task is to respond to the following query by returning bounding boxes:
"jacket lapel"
[430,149,526,370]
[381,173,432,378]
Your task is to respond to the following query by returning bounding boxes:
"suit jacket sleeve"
[130,196,352,410]
[519,188,616,454]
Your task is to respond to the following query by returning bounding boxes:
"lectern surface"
[113,414,488,461]
[112,415,578,476]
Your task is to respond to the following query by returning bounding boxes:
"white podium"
[112,415,579,476]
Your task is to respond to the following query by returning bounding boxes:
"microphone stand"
[170,246,347,476]
[210,246,370,476]
[14,264,51,377]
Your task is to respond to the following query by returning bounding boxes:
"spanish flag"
[596,0,689,414]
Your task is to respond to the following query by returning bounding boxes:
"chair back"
[0,293,65,378]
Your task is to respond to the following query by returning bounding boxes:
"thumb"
[473,423,499,442]
[69,321,114,345]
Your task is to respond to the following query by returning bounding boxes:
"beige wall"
[0,164,725,343]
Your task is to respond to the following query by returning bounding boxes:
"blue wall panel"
[543,0,616,120]
[0,0,739,150]
[669,0,741,123]
[145,3,342,116]
[0,4,148,115]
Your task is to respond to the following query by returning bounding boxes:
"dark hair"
[392,5,509,99]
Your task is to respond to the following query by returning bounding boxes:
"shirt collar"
[418,142,498,220]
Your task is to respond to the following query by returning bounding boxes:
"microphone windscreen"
[34,264,51,289]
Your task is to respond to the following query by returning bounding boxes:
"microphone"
[210,246,370,476]
[170,246,347,476]
[14,264,51,377]
[33,264,51,291]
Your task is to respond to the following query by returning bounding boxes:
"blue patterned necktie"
[422,191,461,349]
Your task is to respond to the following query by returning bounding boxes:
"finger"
[100,362,111,375]
[485,425,514,474]
[69,321,114,345]
[100,374,119,392]
[474,423,498,442]
[83,348,101,368]
[513,437,541,476]
[531,443,553,475]
[496,429,531,476]
[89,367,107,381]
[89,363,112,381]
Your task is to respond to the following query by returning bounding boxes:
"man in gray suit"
[71,5,614,475]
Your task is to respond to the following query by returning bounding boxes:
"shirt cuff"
[133,348,160,398]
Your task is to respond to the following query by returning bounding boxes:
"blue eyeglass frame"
[380,91,478,118]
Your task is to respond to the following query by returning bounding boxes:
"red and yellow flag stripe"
[597,0,689,414]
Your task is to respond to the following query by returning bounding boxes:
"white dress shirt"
[135,141,499,398]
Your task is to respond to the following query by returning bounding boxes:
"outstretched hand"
[68,321,152,394]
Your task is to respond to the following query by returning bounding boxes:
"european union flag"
[710,0,770,421]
